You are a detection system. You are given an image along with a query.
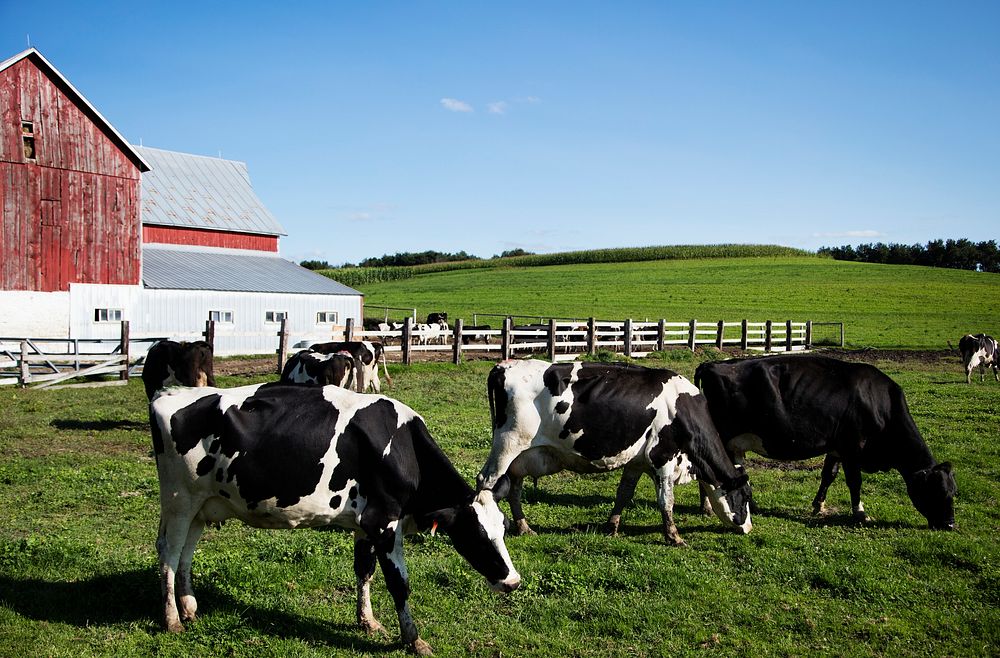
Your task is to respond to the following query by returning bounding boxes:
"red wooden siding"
[143,225,279,252]
[0,57,142,291]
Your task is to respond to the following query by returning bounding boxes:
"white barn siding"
[66,284,361,356]
[0,291,69,337]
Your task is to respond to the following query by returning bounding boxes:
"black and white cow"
[694,355,957,529]
[149,383,520,655]
[280,350,356,389]
[310,340,392,393]
[426,312,448,325]
[958,333,998,384]
[141,339,215,400]
[476,359,752,546]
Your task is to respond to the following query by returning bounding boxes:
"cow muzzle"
[490,574,521,593]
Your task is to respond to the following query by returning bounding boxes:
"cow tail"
[694,363,706,389]
[487,371,497,430]
[380,349,393,386]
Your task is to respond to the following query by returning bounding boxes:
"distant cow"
[694,355,956,529]
[141,340,215,400]
[477,359,752,545]
[310,340,392,393]
[426,312,448,325]
[280,350,356,389]
[958,333,998,384]
[461,324,492,344]
[149,383,519,654]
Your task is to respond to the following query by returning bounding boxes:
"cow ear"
[725,473,749,491]
[420,508,457,534]
[937,462,953,474]
[491,474,511,501]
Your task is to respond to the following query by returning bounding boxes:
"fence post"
[716,320,724,349]
[785,320,793,352]
[624,318,633,358]
[657,319,665,352]
[840,322,845,347]
[120,320,130,382]
[587,317,596,355]
[203,319,216,353]
[547,318,557,362]
[345,317,355,342]
[741,319,748,350]
[502,317,512,360]
[765,320,773,353]
[688,319,697,352]
[402,317,412,365]
[453,318,463,365]
[805,320,813,348]
[276,318,289,374]
[19,341,30,386]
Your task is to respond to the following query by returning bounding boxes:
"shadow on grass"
[50,418,149,432]
[0,570,391,654]
[751,504,915,531]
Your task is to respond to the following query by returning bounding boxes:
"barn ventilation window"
[316,311,338,324]
[94,308,123,323]
[209,310,234,323]
[22,121,36,160]
[265,311,287,323]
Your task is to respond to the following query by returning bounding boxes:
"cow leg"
[354,534,386,635]
[176,517,205,622]
[812,455,841,515]
[993,363,999,382]
[842,462,869,523]
[156,511,197,633]
[652,472,685,546]
[506,447,565,536]
[606,465,643,536]
[375,528,432,656]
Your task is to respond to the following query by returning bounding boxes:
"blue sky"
[3,2,998,265]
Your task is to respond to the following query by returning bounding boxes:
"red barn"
[0,48,362,353]
[0,48,150,293]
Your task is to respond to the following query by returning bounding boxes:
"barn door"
[40,199,66,290]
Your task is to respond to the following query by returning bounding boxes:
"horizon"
[3,2,998,266]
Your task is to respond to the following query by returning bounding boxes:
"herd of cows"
[137,330,996,654]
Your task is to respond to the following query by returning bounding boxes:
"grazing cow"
[310,340,392,393]
[280,350,356,389]
[694,355,957,529]
[149,383,520,655]
[142,340,215,400]
[477,359,752,545]
[958,333,998,384]
[414,322,448,346]
[426,312,448,325]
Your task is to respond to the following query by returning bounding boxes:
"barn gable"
[0,48,150,292]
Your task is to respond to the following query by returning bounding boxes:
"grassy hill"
[349,255,999,350]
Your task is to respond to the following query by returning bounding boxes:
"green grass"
[358,256,1000,349]
[1,353,999,656]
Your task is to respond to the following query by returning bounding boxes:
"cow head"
[703,468,753,534]
[906,462,957,530]
[421,475,520,593]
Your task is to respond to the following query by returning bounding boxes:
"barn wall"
[142,225,279,252]
[69,285,362,356]
[0,57,142,292]
[0,290,69,337]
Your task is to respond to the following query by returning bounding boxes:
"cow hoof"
[514,519,536,536]
[812,501,826,515]
[853,510,871,524]
[360,618,386,635]
[411,638,433,656]
[603,522,619,537]
[165,619,185,634]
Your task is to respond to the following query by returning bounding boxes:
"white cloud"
[812,230,884,239]
[440,98,473,113]
[487,101,508,115]
[517,96,542,104]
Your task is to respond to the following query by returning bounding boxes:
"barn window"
[265,311,287,323]
[316,311,338,324]
[209,310,234,323]
[94,308,123,323]
[21,121,36,160]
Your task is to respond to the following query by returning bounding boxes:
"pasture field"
[357,256,1000,349]
[1,351,998,657]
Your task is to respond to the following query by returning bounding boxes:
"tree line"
[818,239,999,273]
[300,249,534,270]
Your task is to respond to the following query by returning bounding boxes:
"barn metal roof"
[135,146,286,236]
[0,48,150,172]
[142,245,360,295]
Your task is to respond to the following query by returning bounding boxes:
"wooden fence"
[273,316,833,368]
[0,322,164,389]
